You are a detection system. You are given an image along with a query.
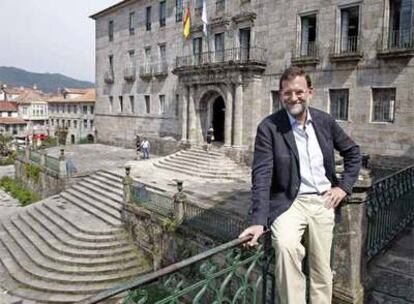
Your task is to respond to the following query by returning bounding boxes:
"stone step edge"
[60,192,122,227]
[42,203,124,236]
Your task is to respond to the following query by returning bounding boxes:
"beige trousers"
[270,194,335,304]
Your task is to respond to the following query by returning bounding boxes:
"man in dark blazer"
[239,67,361,304]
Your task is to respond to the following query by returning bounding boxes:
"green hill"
[0,66,94,93]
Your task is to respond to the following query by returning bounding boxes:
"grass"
[0,176,39,206]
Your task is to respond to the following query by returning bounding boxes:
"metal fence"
[183,201,247,241]
[131,181,173,217]
[45,154,60,173]
[176,47,267,68]
[366,164,414,260]
[80,233,275,304]
[29,150,41,165]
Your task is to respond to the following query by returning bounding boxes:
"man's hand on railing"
[239,225,264,247]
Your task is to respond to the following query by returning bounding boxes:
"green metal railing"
[29,150,41,164]
[366,164,414,260]
[183,201,247,241]
[131,182,173,217]
[45,154,60,173]
[131,182,247,241]
[80,233,275,304]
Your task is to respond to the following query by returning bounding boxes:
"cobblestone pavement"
[367,221,414,304]
[45,144,136,175]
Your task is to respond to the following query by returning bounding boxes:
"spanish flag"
[183,6,191,39]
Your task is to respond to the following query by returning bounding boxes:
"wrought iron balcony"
[330,36,363,62]
[139,64,152,79]
[123,65,136,82]
[377,29,414,58]
[103,70,114,84]
[291,41,319,65]
[175,47,267,70]
[153,61,169,77]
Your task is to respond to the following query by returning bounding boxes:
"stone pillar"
[187,85,196,144]
[58,148,67,178]
[123,166,133,205]
[332,164,373,304]
[233,80,243,147]
[40,151,47,198]
[173,180,186,225]
[224,84,233,147]
[181,86,188,143]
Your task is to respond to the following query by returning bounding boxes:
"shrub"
[0,151,17,166]
[24,163,41,182]
[39,137,58,149]
[0,177,39,206]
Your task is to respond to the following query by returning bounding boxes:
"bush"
[0,176,39,206]
[39,137,58,149]
[24,163,41,182]
[0,151,17,166]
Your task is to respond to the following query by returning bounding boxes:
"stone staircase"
[0,170,151,303]
[153,147,251,180]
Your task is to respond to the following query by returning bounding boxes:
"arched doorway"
[70,135,75,144]
[212,97,225,142]
[87,134,94,143]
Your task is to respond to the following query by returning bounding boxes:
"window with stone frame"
[129,12,135,35]
[90,106,94,114]
[145,95,151,114]
[330,89,349,121]
[271,90,282,113]
[146,6,152,31]
[129,96,135,113]
[340,6,360,53]
[160,1,166,27]
[108,20,114,41]
[119,96,124,113]
[74,120,77,128]
[372,88,396,123]
[84,119,88,128]
[159,95,166,114]
[195,0,203,15]
[83,105,88,114]
[176,0,183,22]
[388,0,413,48]
[175,94,179,116]
[300,14,317,57]
[109,96,113,113]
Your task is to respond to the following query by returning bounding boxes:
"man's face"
[280,76,313,117]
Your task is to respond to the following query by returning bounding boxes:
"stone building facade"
[48,89,96,144]
[91,0,414,163]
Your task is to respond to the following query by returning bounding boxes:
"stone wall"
[14,157,65,199]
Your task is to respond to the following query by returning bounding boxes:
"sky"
[0,0,121,82]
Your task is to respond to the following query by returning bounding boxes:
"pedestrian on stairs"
[206,126,214,152]
[141,138,150,159]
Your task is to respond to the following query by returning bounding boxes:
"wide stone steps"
[41,202,123,238]
[154,148,250,180]
[0,169,151,303]
[60,191,122,227]
[34,205,127,245]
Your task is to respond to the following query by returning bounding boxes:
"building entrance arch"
[212,97,225,142]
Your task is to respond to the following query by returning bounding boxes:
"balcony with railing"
[291,41,319,65]
[139,64,152,79]
[330,36,363,62]
[123,65,136,82]
[103,70,114,84]
[153,61,169,77]
[377,29,414,58]
[174,46,267,73]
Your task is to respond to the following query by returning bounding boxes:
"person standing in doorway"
[239,66,361,304]
[141,138,150,159]
[206,126,214,152]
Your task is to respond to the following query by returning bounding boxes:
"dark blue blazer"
[250,107,361,226]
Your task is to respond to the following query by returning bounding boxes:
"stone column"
[58,148,67,178]
[181,86,188,143]
[233,80,243,147]
[173,180,186,225]
[224,84,233,147]
[187,85,196,144]
[332,165,373,304]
